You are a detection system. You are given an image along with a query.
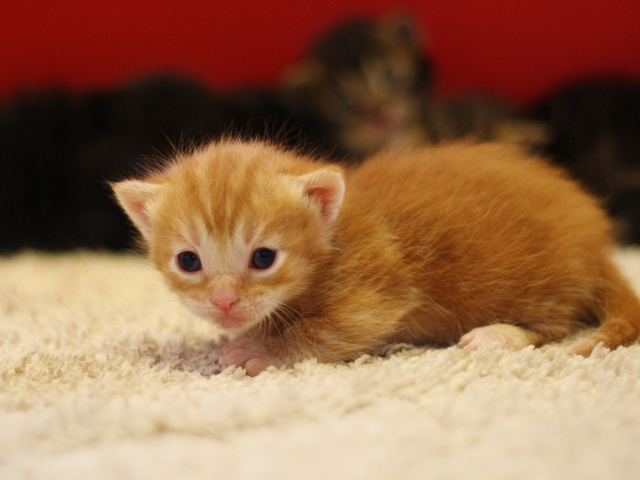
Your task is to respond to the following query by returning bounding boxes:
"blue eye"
[177,251,201,272]
[251,248,277,269]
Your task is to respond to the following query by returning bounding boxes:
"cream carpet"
[1,249,640,480]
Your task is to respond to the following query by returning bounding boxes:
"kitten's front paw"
[222,336,285,376]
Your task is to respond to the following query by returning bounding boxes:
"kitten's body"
[114,141,640,375]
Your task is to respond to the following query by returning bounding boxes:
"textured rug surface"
[1,249,639,479]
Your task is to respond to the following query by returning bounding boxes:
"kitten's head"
[112,141,345,334]
[283,13,432,155]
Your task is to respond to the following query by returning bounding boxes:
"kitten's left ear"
[296,169,346,223]
[111,180,163,241]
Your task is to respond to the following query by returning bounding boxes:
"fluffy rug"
[1,249,640,479]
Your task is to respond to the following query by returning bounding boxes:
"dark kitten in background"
[282,14,433,157]
[0,76,308,251]
[531,78,640,243]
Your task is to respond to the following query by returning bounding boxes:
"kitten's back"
[346,143,611,250]
[338,143,636,349]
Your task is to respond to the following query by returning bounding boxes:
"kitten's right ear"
[111,180,163,241]
[296,169,346,224]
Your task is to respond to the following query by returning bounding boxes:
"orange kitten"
[113,141,640,376]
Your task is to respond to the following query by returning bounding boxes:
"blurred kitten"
[531,78,640,243]
[282,14,433,157]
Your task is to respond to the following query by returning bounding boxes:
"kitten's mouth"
[215,312,256,330]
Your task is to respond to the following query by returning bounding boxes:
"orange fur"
[113,140,640,376]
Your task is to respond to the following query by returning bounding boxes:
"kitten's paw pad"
[244,356,285,377]
[222,338,284,376]
[459,324,532,351]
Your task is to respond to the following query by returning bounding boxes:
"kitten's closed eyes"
[114,140,640,376]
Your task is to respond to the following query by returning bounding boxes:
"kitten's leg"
[223,336,285,376]
[223,321,350,377]
[458,323,546,351]
[222,322,325,376]
[223,307,407,376]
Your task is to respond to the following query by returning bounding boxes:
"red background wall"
[2,0,640,105]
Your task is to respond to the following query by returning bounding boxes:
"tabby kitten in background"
[114,140,640,376]
[282,13,433,157]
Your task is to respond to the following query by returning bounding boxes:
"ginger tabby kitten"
[113,141,640,376]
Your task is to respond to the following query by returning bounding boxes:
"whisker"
[269,312,286,340]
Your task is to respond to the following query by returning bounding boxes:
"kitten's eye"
[251,248,277,270]
[177,251,202,272]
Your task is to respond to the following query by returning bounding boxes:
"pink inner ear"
[113,180,162,241]
[307,186,334,219]
[306,182,344,223]
[127,197,147,221]
[295,169,345,223]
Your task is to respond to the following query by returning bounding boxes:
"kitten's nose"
[211,291,240,312]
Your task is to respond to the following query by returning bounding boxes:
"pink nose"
[211,292,240,312]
